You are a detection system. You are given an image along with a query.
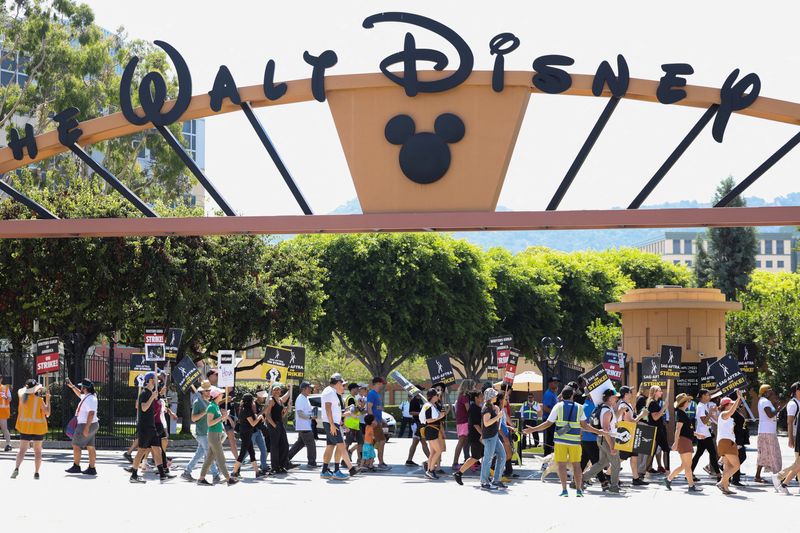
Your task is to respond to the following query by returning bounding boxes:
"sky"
[82,0,800,216]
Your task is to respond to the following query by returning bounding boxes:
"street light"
[540,336,564,370]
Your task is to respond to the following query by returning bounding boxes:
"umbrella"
[493,370,543,392]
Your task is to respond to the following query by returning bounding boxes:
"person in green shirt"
[181,382,219,482]
[197,388,238,486]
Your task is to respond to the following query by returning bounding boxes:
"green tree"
[705,177,758,299]
[693,237,713,287]
[599,247,693,288]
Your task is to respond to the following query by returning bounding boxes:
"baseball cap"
[299,381,311,390]
[719,397,734,407]
[619,386,632,396]
[548,376,561,383]
[209,387,223,399]
[484,388,498,400]
[330,373,345,384]
[602,388,620,401]
[206,368,218,376]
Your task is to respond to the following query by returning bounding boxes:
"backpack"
[591,404,609,430]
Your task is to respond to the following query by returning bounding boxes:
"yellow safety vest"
[0,385,10,419]
[554,401,582,444]
[15,392,48,435]
[344,395,361,430]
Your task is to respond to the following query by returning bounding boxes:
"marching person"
[580,393,605,487]
[665,393,702,492]
[265,382,293,474]
[754,384,783,489]
[453,390,484,485]
[716,391,744,495]
[366,376,391,470]
[479,388,507,490]
[405,389,429,466]
[617,386,648,486]
[453,379,475,469]
[231,393,265,479]
[197,387,238,486]
[128,373,174,483]
[252,389,270,475]
[542,376,560,456]
[10,380,50,479]
[0,375,12,451]
[65,379,99,476]
[730,400,750,487]
[320,373,358,480]
[420,387,448,480]
[584,388,623,494]
[691,389,720,480]
[778,381,800,494]
[182,381,220,482]
[645,385,670,474]
[519,392,541,449]
[344,382,364,467]
[288,381,317,467]
[524,386,604,497]
[399,393,414,438]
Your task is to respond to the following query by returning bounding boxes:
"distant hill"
[329,195,800,252]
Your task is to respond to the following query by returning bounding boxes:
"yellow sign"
[614,421,636,454]
[261,363,287,384]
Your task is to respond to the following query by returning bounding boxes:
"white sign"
[144,343,165,362]
[217,350,236,388]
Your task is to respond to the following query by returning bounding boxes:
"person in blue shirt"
[542,377,560,456]
[366,377,391,470]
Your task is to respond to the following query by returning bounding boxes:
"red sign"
[496,347,510,368]
[36,353,60,375]
[144,327,166,345]
[503,348,520,384]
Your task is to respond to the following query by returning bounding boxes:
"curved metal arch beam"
[2,71,799,175]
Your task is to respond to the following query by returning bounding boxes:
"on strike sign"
[144,327,166,345]
[35,337,60,376]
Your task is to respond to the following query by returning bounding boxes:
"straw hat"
[674,393,692,409]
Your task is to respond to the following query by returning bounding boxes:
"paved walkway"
[0,435,796,530]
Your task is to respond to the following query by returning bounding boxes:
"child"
[362,414,377,471]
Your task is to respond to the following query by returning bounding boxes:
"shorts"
[18,433,44,442]
[137,428,161,448]
[554,443,582,464]
[422,426,440,441]
[467,440,484,460]
[619,451,633,461]
[345,426,363,446]
[362,443,376,460]
[457,422,469,438]
[72,422,99,448]
[373,425,386,443]
[677,436,693,454]
[323,422,343,445]
[718,438,737,457]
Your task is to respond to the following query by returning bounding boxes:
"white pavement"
[0,435,797,530]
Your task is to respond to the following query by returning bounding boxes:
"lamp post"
[538,336,564,385]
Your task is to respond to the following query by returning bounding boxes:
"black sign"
[581,364,614,404]
[737,343,757,375]
[659,345,682,379]
[602,350,625,380]
[165,328,183,359]
[282,345,306,380]
[710,354,747,398]
[171,356,201,393]
[677,362,700,396]
[427,355,455,386]
[641,356,662,382]
[486,346,498,381]
[489,335,514,347]
[633,423,657,456]
[503,348,521,384]
[145,343,165,362]
[35,337,59,358]
[700,357,718,390]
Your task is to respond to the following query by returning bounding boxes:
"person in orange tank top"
[0,375,12,451]
[11,380,50,479]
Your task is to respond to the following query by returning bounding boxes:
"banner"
[171,356,201,393]
[580,364,614,405]
[282,345,306,380]
[217,350,236,388]
[659,345,682,379]
[710,354,747,398]
[676,362,700,396]
[602,350,625,381]
[502,348,521,385]
[145,343,165,362]
[737,342,757,376]
[700,357,718,390]
[261,346,289,383]
[426,354,456,386]
[128,353,150,386]
[389,370,423,400]
[165,328,183,360]
[144,327,166,345]
[486,346,499,380]
[35,337,60,376]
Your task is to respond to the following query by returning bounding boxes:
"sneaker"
[227,477,239,486]
[608,486,623,494]
[493,481,508,490]
[320,470,334,479]
[405,460,418,466]
[256,471,268,479]
[33,473,39,480]
[307,462,318,468]
[632,477,649,486]
[377,463,392,471]
[65,464,82,474]
[123,451,133,463]
[777,484,790,495]
[197,479,212,486]
[559,489,568,497]
[731,480,745,487]
[688,485,703,492]
[664,478,672,491]
[349,467,359,477]
[287,463,300,470]
[181,471,195,482]
[4,445,11,452]
[160,472,176,481]
[481,483,496,491]
[10,469,18,479]
[657,467,666,474]
[81,467,97,476]
[129,475,145,484]
[576,490,584,497]
[424,470,437,480]
[124,466,137,474]
[453,472,463,486]
[333,470,350,480]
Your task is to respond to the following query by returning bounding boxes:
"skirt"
[756,433,782,472]
[717,438,737,457]
[677,436,693,454]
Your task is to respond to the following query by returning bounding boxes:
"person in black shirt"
[665,393,701,492]
[646,385,670,473]
[405,392,429,466]
[731,405,750,486]
[265,383,293,474]
[231,394,265,479]
[453,391,483,485]
[128,373,173,483]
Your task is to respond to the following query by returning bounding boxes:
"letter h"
[9,123,38,160]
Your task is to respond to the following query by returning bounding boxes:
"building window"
[684,239,692,255]
[766,260,773,268]
[756,260,761,268]
[686,260,692,267]
[686,327,691,350]
[777,240,785,255]
[778,260,784,268]
[672,239,681,254]
[765,240,772,254]
[645,327,650,351]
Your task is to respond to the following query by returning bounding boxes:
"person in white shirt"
[584,388,623,493]
[288,381,317,467]
[755,384,783,488]
[778,382,800,494]
[691,389,720,479]
[320,374,357,480]
[65,379,100,476]
[398,394,413,438]
[716,391,744,495]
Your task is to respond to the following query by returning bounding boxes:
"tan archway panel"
[2,71,800,179]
